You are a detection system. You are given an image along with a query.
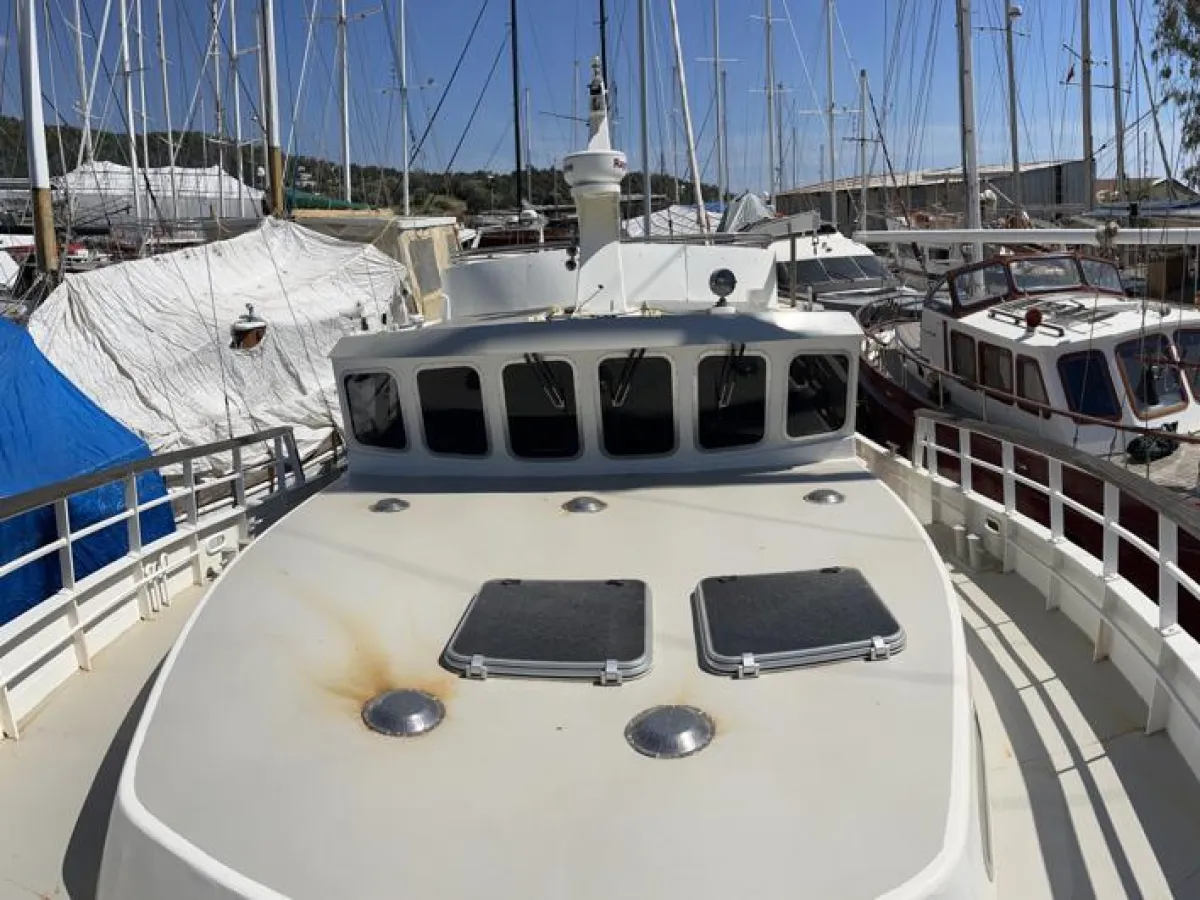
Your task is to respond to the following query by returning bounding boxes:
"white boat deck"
[2,527,1198,898]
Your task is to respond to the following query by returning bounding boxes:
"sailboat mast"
[639,0,651,235]
[523,87,532,203]
[955,0,983,261]
[210,0,225,219]
[119,0,142,223]
[764,0,776,202]
[1110,0,1125,201]
[136,0,150,211]
[1004,0,1021,207]
[17,0,58,273]
[667,0,707,231]
[510,0,523,205]
[825,0,836,228]
[261,0,285,215]
[598,0,609,101]
[73,0,93,161]
[156,0,178,219]
[713,0,724,202]
[1081,0,1094,211]
[231,0,246,217]
[338,0,352,203]
[398,0,410,215]
[857,69,868,230]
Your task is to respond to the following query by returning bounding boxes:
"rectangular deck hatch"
[443,579,651,682]
[693,568,904,676]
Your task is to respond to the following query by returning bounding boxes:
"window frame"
[415,362,491,458]
[977,342,1014,405]
[1113,334,1190,420]
[1056,350,1122,421]
[784,351,852,440]
[949,331,978,384]
[1174,328,1200,395]
[500,356,584,461]
[693,348,770,452]
[1015,355,1051,418]
[595,351,678,459]
[342,369,408,452]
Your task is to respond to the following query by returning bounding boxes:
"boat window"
[953,264,1010,308]
[928,247,952,262]
[1058,351,1120,419]
[693,568,905,675]
[417,366,489,456]
[1010,257,1082,293]
[787,354,850,437]
[1016,356,1051,417]
[344,372,407,449]
[697,349,767,450]
[979,343,1013,403]
[598,353,675,456]
[821,255,870,282]
[1115,334,1187,417]
[1174,329,1200,393]
[442,578,651,682]
[851,254,890,279]
[503,357,580,459]
[950,331,977,382]
[1079,257,1124,293]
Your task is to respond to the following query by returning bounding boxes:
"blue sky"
[0,0,1183,192]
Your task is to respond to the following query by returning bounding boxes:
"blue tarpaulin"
[0,318,175,625]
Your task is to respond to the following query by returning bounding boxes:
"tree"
[1153,0,1200,184]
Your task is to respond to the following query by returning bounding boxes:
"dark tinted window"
[503,358,580,459]
[697,350,767,450]
[344,372,406,449]
[1016,356,1050,417]
[598,353,675,456]
[1080,258,1124,293]
[979,342,1013,403]
[953,264,1009,307]
[418,366,488,455]
[950,332,977,382]
[1058,351,1120,419]
[1175,329,1200,393]
[787,354,849,437]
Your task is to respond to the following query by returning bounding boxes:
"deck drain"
[625,705,714,759]
[362,690,444,737]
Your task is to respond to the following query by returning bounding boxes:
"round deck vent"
[625,705,714,759]
[371,497,410,513]
[362,690,444,737]
[804,489,845,505]
[562,496,607,514]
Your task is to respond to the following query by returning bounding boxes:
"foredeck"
[3,519,1198,898]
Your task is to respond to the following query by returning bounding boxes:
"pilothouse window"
[344,372,406,449]
[1058,351,1120,419]
[598,353,675,456]
[787,354,849,437]
[1175,329,1200,393]
[697,348,767,450]
[1115,334,1187,417]
[418,366,489,456]
[503,357,580,459]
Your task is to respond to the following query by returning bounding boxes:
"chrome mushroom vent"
[625,705,715,759]
[362,689,444,737]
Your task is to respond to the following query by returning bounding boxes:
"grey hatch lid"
[693,567,904,677]
[443,578,651,683]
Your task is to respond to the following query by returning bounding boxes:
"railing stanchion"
[125,472,150,618]
[184,457,202,585]
[1102,482,1120,580]
[285,431,305,487]
[1159,513,1180,634]
[1001,441,1016,515]
[54,497,92,670]
[272,435,286,492]
[1049,459,1064,543]
[958,427,972,494]
[231,446,248,545]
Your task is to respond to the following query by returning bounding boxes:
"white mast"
[77,0,113,173]
[136,0,151,218]
[397,0,409,215]
[523,86,533,203]
[638,0,651,235]
[156,0,178,219]
[1081,0,1094,211]
[338,0,352,203]
[857,69,868,230]
[231,0,246,217]
[825,0,837,228]
[261,0,285,215]
[210,0,225,219]
[1003,0,1021,208]
[1109,0,1126,202]
[955,0,983,262]
[712,0,724,202]
[764,0,777,201]
[119,0,142,223]
[17,0,58,273]
[73,0,92,161]
[667,0,707,231]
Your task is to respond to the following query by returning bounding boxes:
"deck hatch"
[443,579,651,682]
[693,567,904,675]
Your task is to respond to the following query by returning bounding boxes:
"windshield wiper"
[716,342,748,409]
[611,348,647,408]
[524,353,566,410]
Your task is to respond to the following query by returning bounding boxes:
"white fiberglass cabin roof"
[101,460,976,900]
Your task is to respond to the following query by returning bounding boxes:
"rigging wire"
[441,29,509,176]
[410,0,490,164]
